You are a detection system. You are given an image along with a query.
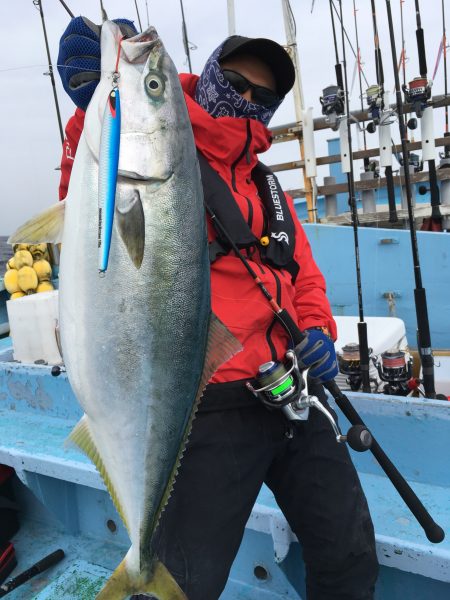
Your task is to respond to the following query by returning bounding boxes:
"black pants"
[135,381,378,600]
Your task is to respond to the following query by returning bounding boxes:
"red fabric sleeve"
[287,195,337,340]
[58,108,86,200]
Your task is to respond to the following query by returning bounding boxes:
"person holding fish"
[56,16,379,600]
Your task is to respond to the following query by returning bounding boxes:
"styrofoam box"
[6,290,62,365]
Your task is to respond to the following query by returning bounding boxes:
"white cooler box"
[6,290,62,365]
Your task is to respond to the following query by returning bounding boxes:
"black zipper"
[230,120,252,192]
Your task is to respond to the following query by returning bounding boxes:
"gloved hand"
[295,327,338,382]
[57,16,138,110]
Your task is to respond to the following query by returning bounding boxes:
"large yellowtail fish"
[9,21,241,599]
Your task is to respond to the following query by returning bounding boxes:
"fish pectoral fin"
[115,189,145,268]
[67,415,129,533]
[8,200,66,244]
[96,557,187,600]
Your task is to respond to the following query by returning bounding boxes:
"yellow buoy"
[10,291,26,300]
[4,269,21,294]
[36,281,54,293]
[17,266,38,294]
[7,257,16,270]
[29,243,48,260]
[14,250,33,270]
[33,259,52,282]
[13,243,29,253]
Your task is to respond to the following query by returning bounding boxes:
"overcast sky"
[0,0,445,235]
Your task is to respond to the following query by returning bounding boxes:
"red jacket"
[59,74,336,383]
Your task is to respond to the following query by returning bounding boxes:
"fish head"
[85,21,190,185]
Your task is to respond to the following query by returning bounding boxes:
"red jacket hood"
[179,73,272,168]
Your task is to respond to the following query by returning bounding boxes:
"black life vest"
[197,152,300,283]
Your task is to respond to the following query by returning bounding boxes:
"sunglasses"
[222,69,280,107]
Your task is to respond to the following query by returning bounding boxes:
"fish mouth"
[117,170,173,184]
[120,27,161,62]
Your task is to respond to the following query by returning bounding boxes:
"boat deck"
[0,340,449,598]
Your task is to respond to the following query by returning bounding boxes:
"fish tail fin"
[96,556,186,600]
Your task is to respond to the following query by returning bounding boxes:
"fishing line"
[330,0,369,88]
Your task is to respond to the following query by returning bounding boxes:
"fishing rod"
[402,0,441,224]
[325,0,371,392]
[0,549,65,597]
[204,178,444,544]
[366,0,398,223]
[384,0,436,399]
[57,0,73,17]
[33,0,64,144]
[179,0,193,73]
[133,0,143,32]
[441,0,450,157]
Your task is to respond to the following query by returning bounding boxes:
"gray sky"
[0,0,445,235]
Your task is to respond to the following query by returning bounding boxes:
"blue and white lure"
[97,43,122,275]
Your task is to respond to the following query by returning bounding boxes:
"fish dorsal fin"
[8,200,66,245]
[151,313,242,529]
[67,414,129,533]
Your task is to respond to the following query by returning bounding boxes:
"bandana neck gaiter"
[194,43,282,127]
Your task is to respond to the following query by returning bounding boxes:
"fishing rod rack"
[269,93,450,227]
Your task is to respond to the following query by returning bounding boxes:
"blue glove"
[295,328,338,382]
[57,16,138,110]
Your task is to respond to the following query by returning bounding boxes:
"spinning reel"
[374,349,413,396]
[365,84,384,133]
[337,343,376,392]
[403,76,432,124]
[320,85,345,131]
[246,351,372,452]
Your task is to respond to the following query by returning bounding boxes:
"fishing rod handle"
[324,380,445,544]
[0,549,65,596]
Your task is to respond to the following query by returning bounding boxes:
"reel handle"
[346,424,372,452]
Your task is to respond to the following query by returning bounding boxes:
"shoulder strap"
[197,152,258,257]
[198,152,299,282]
[252,162,299,283]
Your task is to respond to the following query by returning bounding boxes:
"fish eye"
[145,72,165,98]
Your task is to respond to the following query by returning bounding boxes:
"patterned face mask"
[194,43,283,126]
